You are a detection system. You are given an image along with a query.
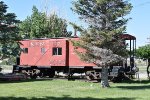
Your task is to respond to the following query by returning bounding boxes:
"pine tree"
[72,0,132,87]
[0,1,21,60]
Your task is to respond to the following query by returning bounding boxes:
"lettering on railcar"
[53,41,61,47]
[30,41,45,47]
[50,60,65,66]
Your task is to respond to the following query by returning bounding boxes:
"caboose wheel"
[30,69,37,79]
[85,71,94,80]
[85,71,100,81]
[110,73,125,83]
[30,73,37,79]
[49,70,55,78]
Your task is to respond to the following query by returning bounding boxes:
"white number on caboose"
[30,42,45,47]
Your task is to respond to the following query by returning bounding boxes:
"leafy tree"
[72,0,132,87]
[0,1,21,61]
[47,14,72,37]
[19,6,72,39]
[136,45,150,79]
[19,6,47,39]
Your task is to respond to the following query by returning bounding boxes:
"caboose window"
[22,48,28,54]
[41,48,46,54]
[53,48,62,55]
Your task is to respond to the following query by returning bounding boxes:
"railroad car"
[13,34,138,81]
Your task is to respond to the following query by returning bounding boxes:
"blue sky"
[2,0,150,48]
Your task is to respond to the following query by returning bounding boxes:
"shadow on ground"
[0,96,136,100]
[121,79,150,84]
[0,78,53,84]
[114,80,150,90]
[116,85,150,90]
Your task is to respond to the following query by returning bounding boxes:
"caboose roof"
[21,37,79,41]
[21,34,136,41]
[120,34,136,40]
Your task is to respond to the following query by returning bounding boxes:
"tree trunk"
[147,58,150,79]
[101,66,110,88]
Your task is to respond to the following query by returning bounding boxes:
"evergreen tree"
[0,1,21,60]
[72,0,132,87]
[19,6,72,39]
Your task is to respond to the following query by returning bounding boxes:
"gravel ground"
[138,72,148,79]
[1,69,12,73]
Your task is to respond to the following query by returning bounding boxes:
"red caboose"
[13,37,100,79]
[13,34,138,81]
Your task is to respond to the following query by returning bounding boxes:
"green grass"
[0,79,150,100]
